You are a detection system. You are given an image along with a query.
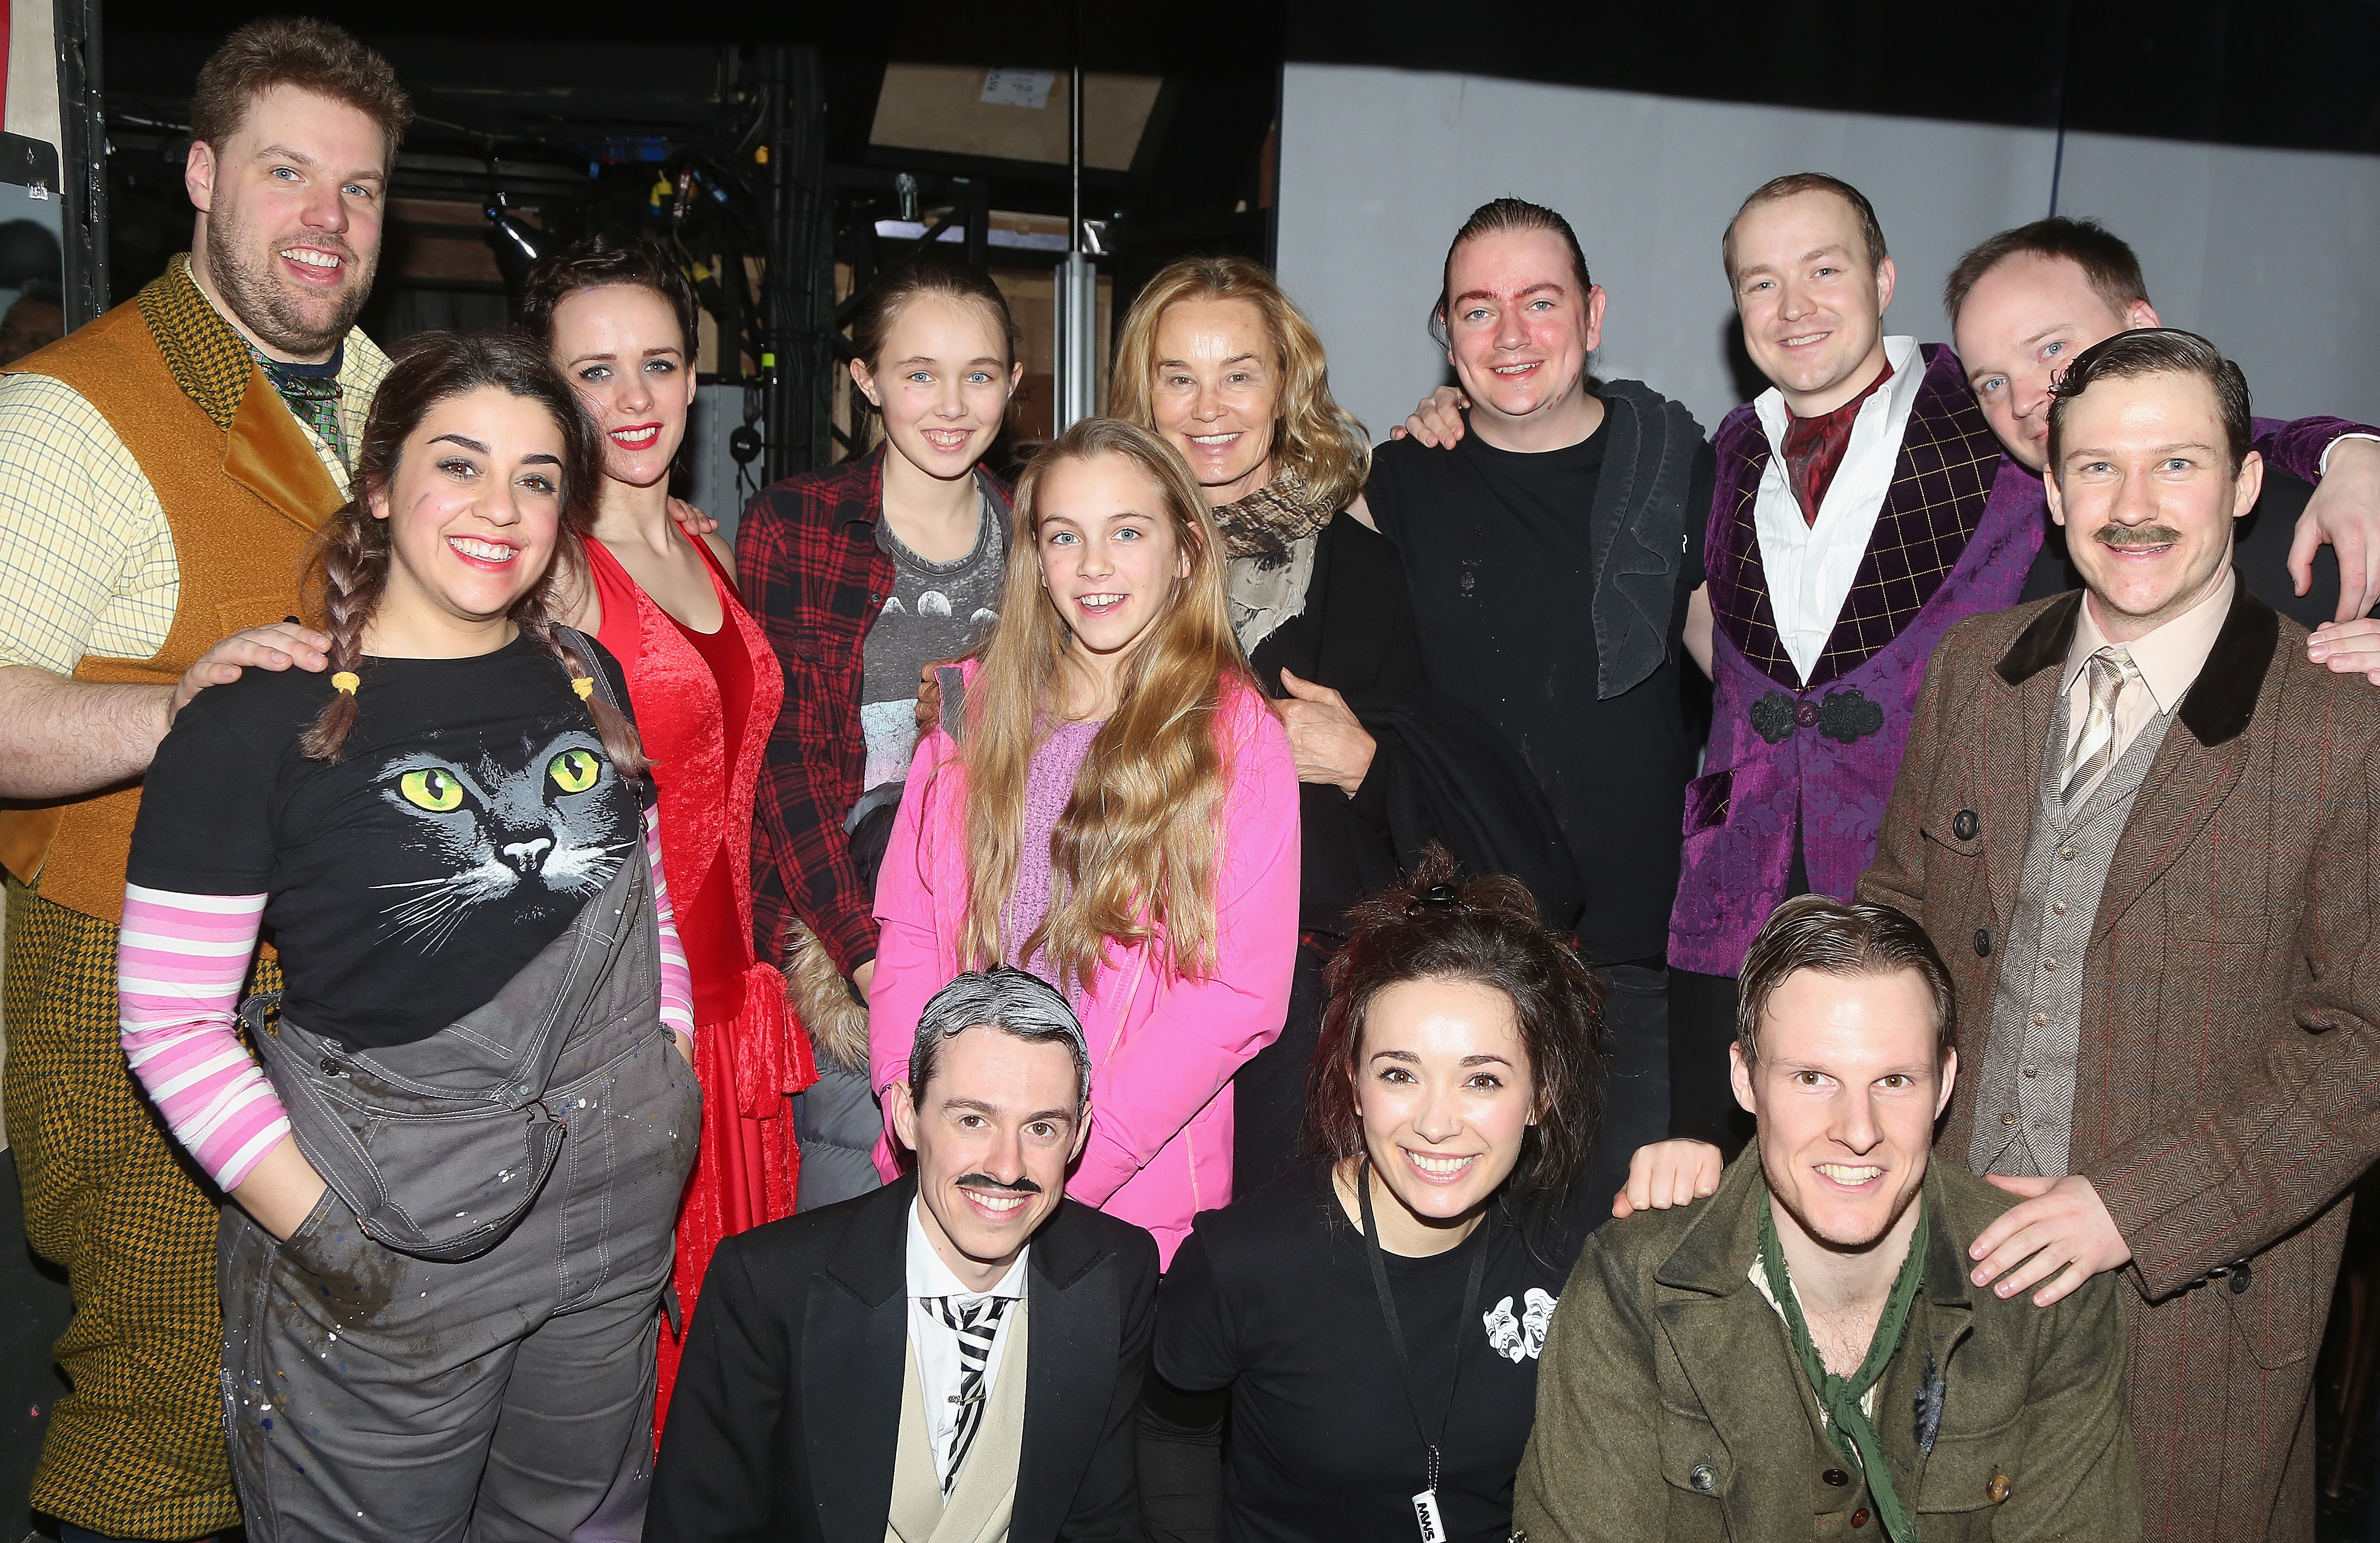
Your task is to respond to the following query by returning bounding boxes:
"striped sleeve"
[118,883,289,1191]
[647,806,695,1039]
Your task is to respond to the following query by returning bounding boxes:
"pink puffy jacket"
[868,670,1300,1263]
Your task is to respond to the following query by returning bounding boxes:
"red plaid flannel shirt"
[739,446,1011,977]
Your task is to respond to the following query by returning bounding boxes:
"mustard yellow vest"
[0,287,344,923]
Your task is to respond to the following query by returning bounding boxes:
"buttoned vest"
[1670,345,2039,975]
[0,296,345,923]
[1969,693,2176,1177]
[886,1306,1030,1543]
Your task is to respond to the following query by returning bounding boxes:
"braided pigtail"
[298,501,391,761]
[521,613,650,779]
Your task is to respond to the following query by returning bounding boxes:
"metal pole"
[1069,58,1082,255]
[55,0,109,329]
[1054,58,1096,434]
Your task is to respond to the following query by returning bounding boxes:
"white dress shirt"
[906,1200,1030,1489]
[1751,334,1928,684]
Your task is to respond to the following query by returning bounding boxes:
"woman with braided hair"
[116,329,700,1539]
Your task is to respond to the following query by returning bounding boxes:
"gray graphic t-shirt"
[859,487,1005,791]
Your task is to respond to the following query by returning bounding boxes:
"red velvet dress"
[586,529,813,1435]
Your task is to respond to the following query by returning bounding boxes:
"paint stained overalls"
[218,843,700,1543]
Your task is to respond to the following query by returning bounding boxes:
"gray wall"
[1277,65,2380,445]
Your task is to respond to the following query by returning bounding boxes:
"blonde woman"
[866,416,1299,1266]
[1112,257,1583,1192]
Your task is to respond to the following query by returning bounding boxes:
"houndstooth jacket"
[1860,582,2380,1543]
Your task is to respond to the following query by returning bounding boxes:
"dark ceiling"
[99,0,2380,157]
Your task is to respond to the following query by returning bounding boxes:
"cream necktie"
[2060,646,2141,806]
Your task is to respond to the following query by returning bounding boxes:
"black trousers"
[1667,968,1752,1158]
[1582,961,1674,1217]
[1667,823,1812,1159]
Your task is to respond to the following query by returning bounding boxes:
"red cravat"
[1781,360,1895,526]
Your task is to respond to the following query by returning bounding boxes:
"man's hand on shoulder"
[2292,437,2380,623]
[1970,1173,2131,1308]
[1389,386,1469,450]
[1611,1138,1724,1218]
[173,621,332,718]
[2308,617,2380,686]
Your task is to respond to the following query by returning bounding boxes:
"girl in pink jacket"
[868,417,1299,1263]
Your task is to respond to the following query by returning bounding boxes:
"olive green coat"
[1512,1149,2139,1542]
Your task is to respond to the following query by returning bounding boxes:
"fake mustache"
[955,1174,1043,1196]
[2093,524,2185,549]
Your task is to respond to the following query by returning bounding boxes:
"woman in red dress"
[522,234,808,1431]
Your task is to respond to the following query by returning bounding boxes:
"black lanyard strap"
[1359,1162,1490,1495]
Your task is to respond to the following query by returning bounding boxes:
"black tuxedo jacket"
[644,1175,1158,1543]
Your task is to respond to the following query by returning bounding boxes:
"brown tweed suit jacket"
[1859,583,2380,1543]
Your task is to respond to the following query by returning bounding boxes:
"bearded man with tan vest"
[0,22,407,1541]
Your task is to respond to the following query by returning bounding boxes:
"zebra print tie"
[934,1294,1013,1493]
[2059,646,2141,806]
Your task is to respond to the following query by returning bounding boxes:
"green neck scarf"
[1758,1188,1930,1543]
[135,252,351,467]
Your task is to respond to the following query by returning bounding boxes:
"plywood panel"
[871,64,1162,172]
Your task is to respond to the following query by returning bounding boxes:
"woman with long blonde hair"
[865,415,1299,1264]
[1111,256,1584,1196]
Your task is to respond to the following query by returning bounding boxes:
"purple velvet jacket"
[1668,342,2358,976]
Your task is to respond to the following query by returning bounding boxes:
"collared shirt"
[0,322,387,675]
[905,1199,1029,1491]
[2058,567,2236,799]
[1751,334,1927,683]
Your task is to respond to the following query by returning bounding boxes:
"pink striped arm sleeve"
[646,807,694,1039]
[118,884,289,1191]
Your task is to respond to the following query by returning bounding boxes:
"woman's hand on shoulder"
[667,496,721,538]
[1388,386,1469,449]
[1611,1139,1724,1219]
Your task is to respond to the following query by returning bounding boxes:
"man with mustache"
[650,967,1158,1542]
[1515,894,2137,1541]
[1947,214,2380,665]
[1401,177,2380,1171]
[0,20,405,1540]
[1857,329,2380,1542]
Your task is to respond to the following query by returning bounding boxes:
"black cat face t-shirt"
[128,632,650,1050]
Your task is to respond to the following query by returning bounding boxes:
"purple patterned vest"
[1669,343,2043,976]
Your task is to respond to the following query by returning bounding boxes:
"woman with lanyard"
[1153,849,1606,1543]
[117,331,699,1535]
[520,232,799,1434]
[738,257,1023,1210]
[1108,256,1583,1198]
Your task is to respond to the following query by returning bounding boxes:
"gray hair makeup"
[909,967,1093,1111]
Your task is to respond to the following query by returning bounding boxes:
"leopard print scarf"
[1207,469,1336,562]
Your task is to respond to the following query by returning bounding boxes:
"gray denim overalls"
[218,784,700,1543]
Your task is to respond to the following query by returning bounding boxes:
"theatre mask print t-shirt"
[128,633,649,1051]
[1155,1163,1578,1543]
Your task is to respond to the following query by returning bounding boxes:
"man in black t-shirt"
[1353,198,1714,1206]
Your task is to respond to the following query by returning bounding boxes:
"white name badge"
[1411,1488,1447,1542]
